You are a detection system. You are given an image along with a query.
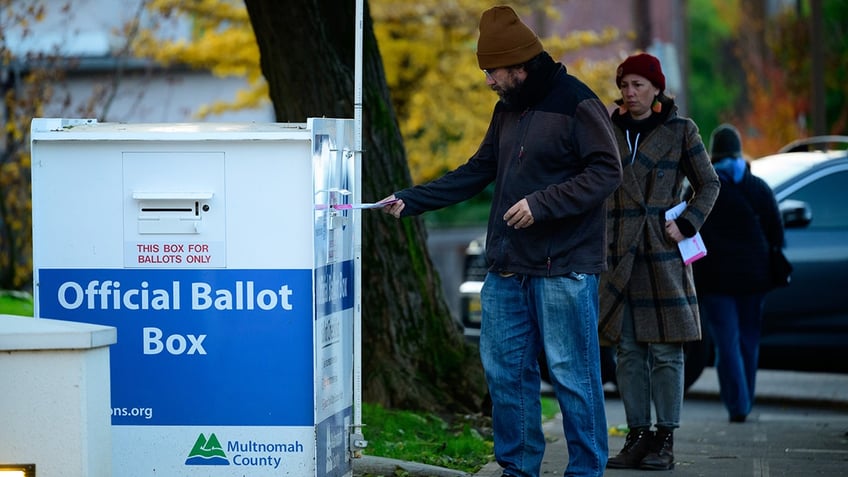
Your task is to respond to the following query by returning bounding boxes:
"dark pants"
[699,292,766,418]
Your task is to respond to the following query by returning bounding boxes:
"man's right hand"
[380,195,405,218]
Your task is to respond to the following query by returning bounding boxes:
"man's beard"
[495,74,525,106]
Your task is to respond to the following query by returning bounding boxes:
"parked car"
[458,136,848,389]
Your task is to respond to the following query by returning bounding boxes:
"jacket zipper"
[517,108,532,162]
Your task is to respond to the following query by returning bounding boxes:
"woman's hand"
[665,219,684,242]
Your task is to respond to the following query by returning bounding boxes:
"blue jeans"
[480,272,607,477]
[615,303,684,430]
[699,292,765,418]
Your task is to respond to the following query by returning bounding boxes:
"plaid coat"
[598,105,719,344]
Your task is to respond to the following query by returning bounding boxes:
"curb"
[353,455,471,477]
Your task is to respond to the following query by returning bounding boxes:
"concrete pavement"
[474,368,848,477]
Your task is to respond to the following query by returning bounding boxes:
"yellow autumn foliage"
[0,2,55,289]
[133,0,620,184]
[133,0,268,115]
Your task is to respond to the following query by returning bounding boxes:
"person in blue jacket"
[693,124,785,423]
[381,6,622,476]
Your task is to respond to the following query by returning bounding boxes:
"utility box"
[31,118,361,477]
[0,314,116,477]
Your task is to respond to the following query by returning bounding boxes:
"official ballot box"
[30,118,360,477]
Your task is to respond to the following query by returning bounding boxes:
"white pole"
[351,0,367,458]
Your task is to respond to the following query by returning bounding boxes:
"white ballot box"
[31,118,361,477]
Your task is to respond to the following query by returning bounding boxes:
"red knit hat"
[616,53,666,91]
[477,6,543,69]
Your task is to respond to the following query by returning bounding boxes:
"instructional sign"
[126,240,225,268]
[38,267,313,425]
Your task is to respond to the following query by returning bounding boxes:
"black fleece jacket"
[395,53,622,276]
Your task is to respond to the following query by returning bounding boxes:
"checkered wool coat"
[598,103,719,344]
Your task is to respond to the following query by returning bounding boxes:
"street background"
[349,229,848,477]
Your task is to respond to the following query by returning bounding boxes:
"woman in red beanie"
[599,52,720,471]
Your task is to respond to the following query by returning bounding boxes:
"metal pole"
[350,0,367,458]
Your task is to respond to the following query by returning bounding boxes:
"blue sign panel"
[315,260,354,318]
[37,268,314,426]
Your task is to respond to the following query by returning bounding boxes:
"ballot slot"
[133,192,213,234]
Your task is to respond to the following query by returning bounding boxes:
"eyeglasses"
[483,65,521,80]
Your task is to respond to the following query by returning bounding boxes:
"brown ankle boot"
[606,427,653,469]
[640,427,674,470]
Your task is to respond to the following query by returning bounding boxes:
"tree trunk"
[243,0,487,413]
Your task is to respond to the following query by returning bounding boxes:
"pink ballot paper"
[665,202,707,265]
[315,199,399,210]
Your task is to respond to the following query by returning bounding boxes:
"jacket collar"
[615,109,680,205]
[501,52,559,111]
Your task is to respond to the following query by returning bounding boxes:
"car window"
[784,169,848,229]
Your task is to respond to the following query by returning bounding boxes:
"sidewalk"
[472,368,848,477]
[688,367,848,408]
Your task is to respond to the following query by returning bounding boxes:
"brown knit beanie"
[616,53,666,91]
[477,6,543,70]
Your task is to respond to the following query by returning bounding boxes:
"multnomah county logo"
[185,433,229,466]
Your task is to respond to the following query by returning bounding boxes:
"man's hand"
[504,198,535,229]
[380,195,405,218]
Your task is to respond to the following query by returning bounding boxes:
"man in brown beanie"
[381,6,621,476]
